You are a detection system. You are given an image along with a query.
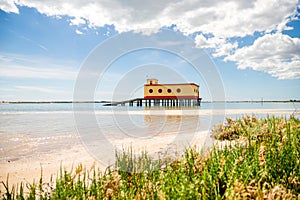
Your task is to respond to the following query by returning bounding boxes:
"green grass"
[1,115,300,199]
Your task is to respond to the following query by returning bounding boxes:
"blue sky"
[0,1,299,101]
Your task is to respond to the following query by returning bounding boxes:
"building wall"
[144,84,199,99]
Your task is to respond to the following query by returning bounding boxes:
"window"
[149,89,153,93]
[167,89,172,93]
[176,88,181,93]
[150,81,152,85]
[158,89,162,93]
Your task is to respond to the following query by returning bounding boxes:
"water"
[0,102,299,163]
[202,101,300,110]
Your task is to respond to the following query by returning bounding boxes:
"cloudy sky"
[0,0,299,101]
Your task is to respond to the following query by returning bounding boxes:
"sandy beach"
[0,144,104,191]
[0,131,210,188]
[1,108,299,190]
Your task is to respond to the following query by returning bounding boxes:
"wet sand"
[0,108,298,190]
[0,145,104,191]
[0,131,210,190]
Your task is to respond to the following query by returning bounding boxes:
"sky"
[0,0,300,101]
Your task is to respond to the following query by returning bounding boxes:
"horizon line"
[1,99,299,104]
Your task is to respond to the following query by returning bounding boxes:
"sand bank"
[0,144,104,191]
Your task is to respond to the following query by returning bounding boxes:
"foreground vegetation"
[1,115,300,199]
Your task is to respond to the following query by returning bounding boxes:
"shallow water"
[0,102,299,163]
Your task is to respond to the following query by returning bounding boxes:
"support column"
[197,98,200,106]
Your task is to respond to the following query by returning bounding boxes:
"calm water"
[0,102,299,163]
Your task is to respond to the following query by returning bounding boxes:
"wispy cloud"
[0,84,72,101]
[75,29,83,35]
[0,65,77,80]
[38,44,48,51]
[19,34,48,52]
[14,86,64,93]
[0,53,78,80]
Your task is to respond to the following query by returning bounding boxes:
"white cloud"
[1,0,296,37]
[0,0,299,79]
[75,29,83,35]
[213,42,239,58]
[0,0,18,13]
[195,34,238,57]
[70,17,86,26]
[225,33,300,79]
[0,53,78,80]
[195,34,224,49]
[0,65,77,80]
[14,86,64,93]
[38,44,48,51]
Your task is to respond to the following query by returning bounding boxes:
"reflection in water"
[102,114,202,140]
[144,106,202,110]
[144,115,201,136]
[90,113,211,165]
[143,115,210,155]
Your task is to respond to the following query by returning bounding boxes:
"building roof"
[144,83,199,87]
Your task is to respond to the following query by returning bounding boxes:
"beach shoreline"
[0,108,299,191]
[0,144,104,192]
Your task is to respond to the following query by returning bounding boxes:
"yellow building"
[144,79,199,99]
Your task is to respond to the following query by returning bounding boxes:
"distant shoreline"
[0,101,110,104]
[1,100,299,104]
[206,100,300,103]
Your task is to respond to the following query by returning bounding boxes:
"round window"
[176,88,181,93]
[149,89,153,93]
[167,89,172,93]
[158,89,162,93]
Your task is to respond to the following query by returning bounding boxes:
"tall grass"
[1,115,299,199]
